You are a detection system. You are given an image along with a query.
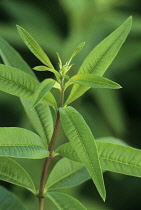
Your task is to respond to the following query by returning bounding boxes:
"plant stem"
[38,83,64,210]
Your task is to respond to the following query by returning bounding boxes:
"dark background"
[0,0,141,209]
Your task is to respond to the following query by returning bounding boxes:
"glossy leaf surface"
[46,192,87,210]
[31,79,55,108]
[45,158,90,191]
[59,106,106,200]
[17,25,54,68]
[0,127,49,158]
[0,186,26,210]
[0,157,36,193]
[70,74,121,89]
[0,38,54,146]
[65,17,132,105]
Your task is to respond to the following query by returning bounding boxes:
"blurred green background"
[0,0,141,209]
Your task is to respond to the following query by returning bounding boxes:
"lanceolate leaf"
[22,101,53,146]
[33,66,60,81]
[69,74,121,89]
[0,64,57,108]
[69,42,85,62]
[46,192,87,210]
[17,25,54,69]
[0,38,54,146]
[0,186,26,210]
[0,127,49,159]
[59,106,106,201]
[57,141,141,179]
[45,158,90,191]
[65,17,132,105]
[31,79,55,108]
[0,157,36,193]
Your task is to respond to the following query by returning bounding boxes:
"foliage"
[0,15,139,210]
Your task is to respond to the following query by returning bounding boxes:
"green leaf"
[22,101,53,146]
[33,66,60,81]
[46,192,87,210]
[57,141,141,179]
[56,136,128,163]
[0,64,56,108]
[31,79,55,108]
[0,38,54,145]
[56,142,81,163]
[53,82,61,90]
[65,16,132,105]
[69,42,85,62]
[69,74,121,89]
[17,25,54,69]
[96,141,141,178]
[96,136,128,146]
[59,106,106,201]
[45,158,90,191]
[0,37,35,77]
[0,157,36,193]
[0,127,49,159]
[0,186,26,210]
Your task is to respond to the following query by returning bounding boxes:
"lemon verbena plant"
[0,16,140,210]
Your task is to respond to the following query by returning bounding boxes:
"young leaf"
[0,64,57,108]
[68,74,121,89]
[57,141,141,179]
[46,192,87,210]
[59,106,106,201]
[45,158,90,191]
[0,38,54,146]
[65,16,132,105]
[33,66,60,81]
[68,42,85,64]
[17,25,54,69]
[31,79,55,108]
[53,82,61,90]
[22,101,53,146]
[56,52,62,69]
[0,127,49,159]
[0,186,26,210]
[0,157,36,193]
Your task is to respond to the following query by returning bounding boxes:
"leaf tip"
[16,24,22,31]
[100,188,106,202]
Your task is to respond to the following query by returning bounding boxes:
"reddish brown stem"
[38,112,60,210]
[38,77,64,210]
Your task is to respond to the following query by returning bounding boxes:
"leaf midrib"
[35,105,50,145]
[73,79,117,87]
[100,155,141,170]
[22,30,50,67]
[0,74,35,95]
[66,110,102,192]
[0,144,45,148]
[0,160,34,191]
[83,24,129,74]
[46,165,84,189]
